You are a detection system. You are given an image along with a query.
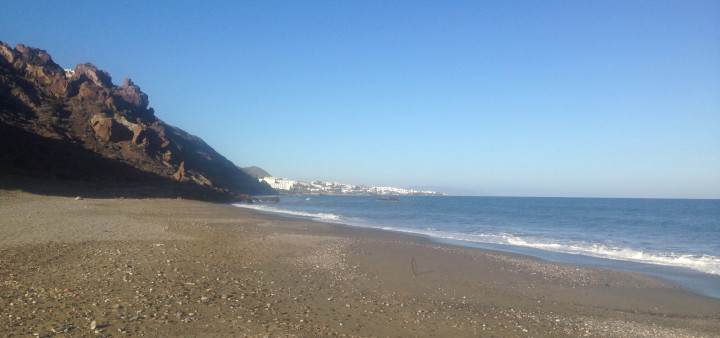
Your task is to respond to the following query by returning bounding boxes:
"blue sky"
[2,1,718,198]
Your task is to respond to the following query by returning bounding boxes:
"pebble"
[1,193,707,337]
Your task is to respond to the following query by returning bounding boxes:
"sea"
[234,196,720,299]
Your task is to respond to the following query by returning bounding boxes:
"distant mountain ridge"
[241,166,272,179]
[0,41,275,200]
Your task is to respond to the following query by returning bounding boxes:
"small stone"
[75,196,83,201]
[90,320,97,330]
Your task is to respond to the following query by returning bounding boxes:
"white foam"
[232,203,720,276]
[324,222,720,276]
[393,228,720,276]
[233,203,343,223]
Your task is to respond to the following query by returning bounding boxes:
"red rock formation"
[0,40,275,197]
[117,78,149,111]
[131,123,147,146]
[90,116,132,142]
[172,161,185,181]
[0,42,65,109]
[70,63,113,89]
[10,43,68,97]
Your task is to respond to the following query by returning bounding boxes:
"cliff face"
[0,41,275,198]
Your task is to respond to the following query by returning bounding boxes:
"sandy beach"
[1,189,719,337]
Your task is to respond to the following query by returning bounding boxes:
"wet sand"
[1,189,719,337]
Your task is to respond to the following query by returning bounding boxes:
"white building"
[259,177,295,191]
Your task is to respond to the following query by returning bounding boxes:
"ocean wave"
[396,228,720,276]
[504,237,720,275]
[328,223,720,276]
[233,203,343,223]
[232,203,720,276]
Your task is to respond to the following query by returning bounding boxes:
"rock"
[162,150,174,163]
[76,81,111,104]
[0,41,16,65]
[71,63,113,89]
[90,320,97,330]
[253,196,279,203]
[6,43,68,97]
[131,124,147,145]
[116,78,149,111]
[173,161,189,182]
[15,43,53,65]
[1,39,277,199]
[148,121,166,139]
[91,116,129,142]
[74,196,82,200]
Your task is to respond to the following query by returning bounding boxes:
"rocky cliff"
[0,41,275,200]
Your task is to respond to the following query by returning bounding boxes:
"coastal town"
[258,176,447,196]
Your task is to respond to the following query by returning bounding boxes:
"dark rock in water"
[377,196,400,202]
[254,196,279,203]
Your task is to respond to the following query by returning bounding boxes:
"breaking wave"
[233,203,345,223]
[358,225,720,276]
[233,202,720,276]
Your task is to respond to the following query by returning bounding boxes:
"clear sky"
[2,1,719,198]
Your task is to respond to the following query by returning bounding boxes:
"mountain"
[0,41,275,200]
[240,166,271,179]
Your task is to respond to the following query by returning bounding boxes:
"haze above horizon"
[2,1,718,199]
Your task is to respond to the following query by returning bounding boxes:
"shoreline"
[235,200,720,300]
[2,190,719,336]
